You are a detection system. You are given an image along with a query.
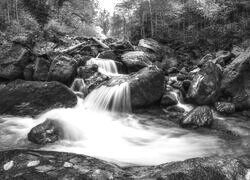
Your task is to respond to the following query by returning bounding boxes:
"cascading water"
[170,90,193,112]
[0,62,228,167]
[86,58,118,76]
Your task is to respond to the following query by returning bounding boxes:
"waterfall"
[170,90,193,112]
[86,58,118,76]
[83,82,132,113]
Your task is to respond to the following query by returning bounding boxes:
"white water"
[170,90,193,113]
[86,58,118,76]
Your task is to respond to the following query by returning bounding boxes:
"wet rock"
[77,64,98,80]
[110,40,134,52]
[231,45,244,57]
[86,73,110,93]
[48,55,78,85]
[162,55,178,71]
[33,56,51,81]
[1,149,249,180]
[23,64,34,81]
[182,80,191,93]
[177,73,188,81]
[187,62,222,105]
[181,106,213,128]
[167,67,179,74]
[129,66,165,108]
[138,38,163,55]
[0,80,77,116]
[215,102,235,114]
[74,55,92,67]
[161,92,178,106]
[0,44,32,80]
[121,51,154,73]
[28,119,63,145]
[198,54,214,67]
[221,47,250,110]
[98,50,118,61]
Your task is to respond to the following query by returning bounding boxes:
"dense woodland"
[1,0,250,50]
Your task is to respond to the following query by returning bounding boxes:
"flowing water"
[170,90,193,112]
[86,58,118,76]
[0,63,247,167]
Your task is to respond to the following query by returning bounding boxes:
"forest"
[1,0,250,179]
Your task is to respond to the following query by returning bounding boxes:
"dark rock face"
[28,119,63,145]
[48,55,78,85]
[161,55,178,71]
[33,56,51,81]
[0,44,32,80]
[98,50,118,61]
[221,48,250,110]
[181,106,213,127]
[23,64,34,81]
[0,80,77,116]
[121,51,154,73]
[110,40,134,52]
[187,62,222,105]
[138,38,164,61]
[129,66,165,108]
[198,54,214,67]
[0,150,249,180]
[77,64,98,80]
[161,91,178,106]
[215,102,235,114]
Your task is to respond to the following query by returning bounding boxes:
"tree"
[97,9,110,35]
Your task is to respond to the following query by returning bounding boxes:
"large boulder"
[161,91,178,106]
[0,80,77,116]
[138,38,164,60]
[33,56,51,81]
[187,62,222,105]
[121,51,155,73]
[221,47,250,110]
[129,66,165,108]
[0,44,32,80]
[110,40,134,52]
[48,55,77,85]
[28,119,63,145]
[0,149,249,180]
[215,102,235,114]
[180,106,213,128]
[98,50,118,61]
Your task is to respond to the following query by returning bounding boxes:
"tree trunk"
[148,0,154,38]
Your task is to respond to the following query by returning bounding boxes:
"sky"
[98,0,118,14]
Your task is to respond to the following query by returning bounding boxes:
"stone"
[181,106,213,127]
[33,56,51,81]
[198,54,214,67]
[221,48,250,110]
[215,102,235,114]
[48,55,78,85]
[98,50,118,61]
[110,40,134,52]
[161,55,178,71]
[77,64,98,80]
[121,51,154,73]
[0,80,77,116]
[28,119,63,145]
[0,44,32,80]
[23,64,34,81]
[231,45,244,57]
[161,92,178,106]
[187,62,222,105]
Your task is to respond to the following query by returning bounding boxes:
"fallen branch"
[92,37,110,49]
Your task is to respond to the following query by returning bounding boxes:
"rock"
[77,64,98,80]
[0,80,77,116]
[121,51,154,73]
[74,55,91,67]
[138,38,164,61]
[0,149,249,180]
[181,106,213,127]
[177,73,188,81]
[110,40,134,52]
[98,50,118,61]
[23,64,34,81]
[161,92,178,106]
[28,119,63,145]
[231,45,244,57]
[182,80,191,92]
[167,67,179,74]
[129,66,165,108]
[86,73,110,93]
[221,48,250,110]
[215,102,235,114]
[80,45,99,57]
[48,55,78,85]
[162,55,178,71]
[187,62,222,105]
[12,34,35,49]
[198,54,214,67]
[0,44,32,80]
[33,56,51,81]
